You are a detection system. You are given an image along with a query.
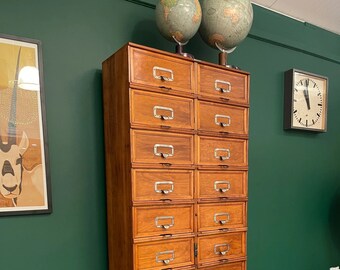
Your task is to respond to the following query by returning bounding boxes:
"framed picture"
[0,33,51,216]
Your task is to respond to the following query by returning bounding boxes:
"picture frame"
[0,33,51,216]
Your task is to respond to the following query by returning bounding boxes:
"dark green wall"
[0,1,339,269]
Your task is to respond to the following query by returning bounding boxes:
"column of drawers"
[196,64,249,269]
[102,43,249,270]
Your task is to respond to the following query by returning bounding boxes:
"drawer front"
[198,65,248,104]
[130,48,194,94]
[131,90,194,130]
[198,136,248,167]
[132,169,194,202]
[197,202,246,232]
[199,260,246,270]
[197,171,247,200]
[133,204,194,238]
[134,238,195,270]
[131,130,194,165]
[198,101,248,136]
[197,232,246,265]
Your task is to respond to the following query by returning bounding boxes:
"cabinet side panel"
[102,45,133,270]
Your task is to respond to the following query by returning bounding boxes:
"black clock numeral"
[312,119,315,125]
[293,109,297,114]
[317,113,320,117]
[318,103,322,106]
[306,120,308,126]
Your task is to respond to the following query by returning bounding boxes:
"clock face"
[284,69,328,132]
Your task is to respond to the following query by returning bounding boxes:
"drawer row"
[131,130,248,169]
[131,89,249,137]
[133,202,246,239]
[132,169,247,203]
[130,47,249,105]
[134,232,246,270]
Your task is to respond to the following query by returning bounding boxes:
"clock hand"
[304,79,311,110]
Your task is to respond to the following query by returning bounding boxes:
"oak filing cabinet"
[102,43,249,270]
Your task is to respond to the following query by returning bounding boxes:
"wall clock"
[284,69,328,132]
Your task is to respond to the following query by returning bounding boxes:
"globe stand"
[216,43,239,69]
[218,52,228,66]
[173,36,194,59]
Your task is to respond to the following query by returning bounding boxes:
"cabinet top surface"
[105,42,250,76]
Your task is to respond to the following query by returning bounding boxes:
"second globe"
[199,0,253,67]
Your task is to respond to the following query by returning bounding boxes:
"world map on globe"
[199,0,253,50]
[155,0,202,43]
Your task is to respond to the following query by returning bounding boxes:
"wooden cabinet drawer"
[197,232,246,265]
[197,101,248,136]
[134,238,195,270]
[198,65,248,105]
[131,90,194,130]
[132,169,194,202]
[199,260,246,270]
[130,48,194,94]
[131,130,194,166]
[197,202,246,232]
[197,171,247,200]
[198,136,248,168]
[133,204,194,238]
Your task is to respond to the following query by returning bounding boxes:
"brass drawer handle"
[214,243,230,256]
[153,66,174,82]
[153,106,174,121]
[154,144,174,159]
[214,180,231,193]
[214,148,230,161]
[155,216,175,230]
[214,212,230,225]
[156,250,175,265]
[215,114,231,127]
[215,79,231,93]
[155,181,174,194]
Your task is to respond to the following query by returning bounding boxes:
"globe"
[155,0,202,44]
[199,0,253,51]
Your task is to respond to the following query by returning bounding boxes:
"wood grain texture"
[197,101,248,137]
[198,136,248,167]
[197,64,249,106]
[102,44,133,270]
[199,260,246,270]
[197,171,248,200]
[103,43,249,270]
[132,169,194,202]
[134,237,195,269]
[133,204,194,238]
[197,232,246,265]
[130,89,194,131]
[197,202,247,232]
[130,47,195,94]
[131,130,194,166]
